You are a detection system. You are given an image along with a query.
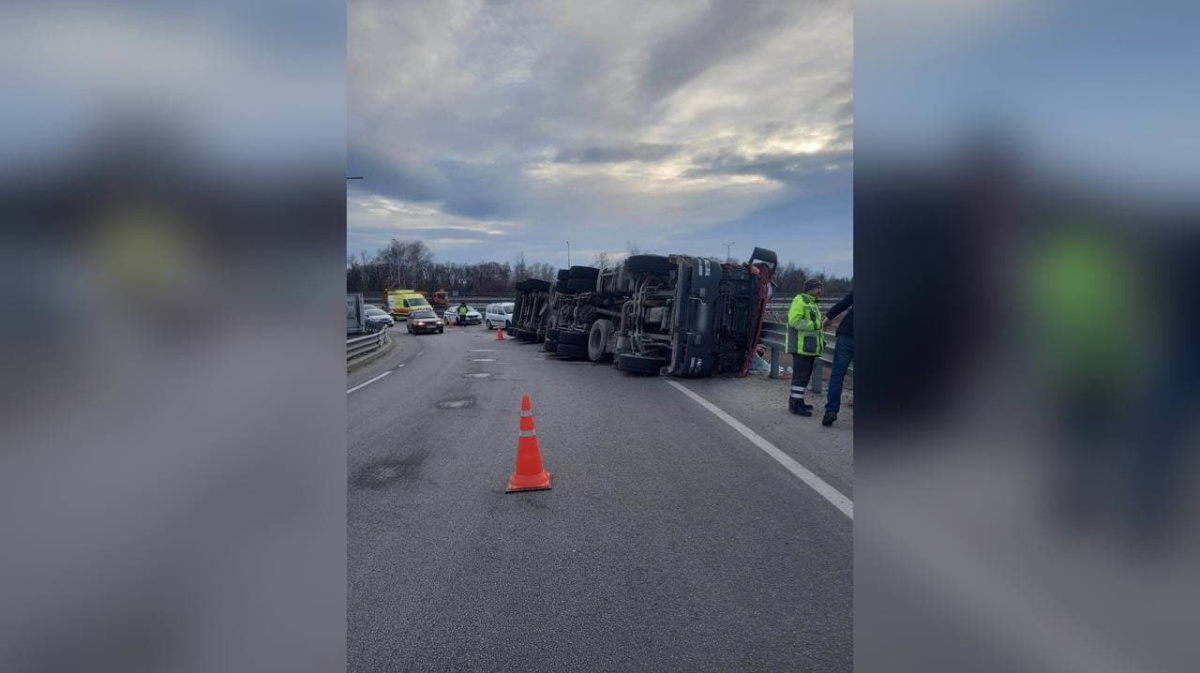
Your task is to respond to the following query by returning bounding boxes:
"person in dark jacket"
[821,291,853,426]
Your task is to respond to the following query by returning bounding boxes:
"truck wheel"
[557,269,571,281]
[520,329,538,342]
[565,277,595,293]
[557,330,587,346]
[546,328,561,342]
[569,265,600,280]
[623,254,673,276]
[543,339,559,353]
[617,353,668,375]
[556,343,588,359]
[524,279,552,292]
[588,319,614,362]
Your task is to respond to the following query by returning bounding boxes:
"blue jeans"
[825,335,854,416]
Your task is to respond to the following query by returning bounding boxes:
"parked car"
[363,307,394,331]
[407,310,444,334]
[442,305,482,325]
[484,302,515,330]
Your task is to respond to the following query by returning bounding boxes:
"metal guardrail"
[347,329,388,361]
[759,322,851,394]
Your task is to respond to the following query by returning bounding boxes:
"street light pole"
[566,240,571,267]
[725,241,735,261]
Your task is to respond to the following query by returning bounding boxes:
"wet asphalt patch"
[352,452,429,489]
[436,397,476,409]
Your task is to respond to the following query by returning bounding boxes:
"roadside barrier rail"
[347,329,387,361]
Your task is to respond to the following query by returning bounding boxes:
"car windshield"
[365,308,386,316]
[502,303,514,314]
[410,298,430,306]
[412,311,436,319]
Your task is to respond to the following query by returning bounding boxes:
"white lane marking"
[471,358,497,362]
[396,363,405,368]
[665,380,853,519]
[469,349,495,352]
[346,370,392,395]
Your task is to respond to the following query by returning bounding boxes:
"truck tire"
[565,277,595,293]
[617,353,668,375]
[588,319,614,362]
[623,254,673,276]
[515,280,530,291]
[557,269,571,281]
[556,343,588,359]
[557,330,587,346]
[519,329,537,342]
[569,265,600,280]
[524,279,552,292]
[543,339,559,353]
[546,328,561,342]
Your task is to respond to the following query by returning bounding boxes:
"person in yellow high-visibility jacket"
[787,278,825,416]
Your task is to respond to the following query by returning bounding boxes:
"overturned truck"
[509,248,777,377]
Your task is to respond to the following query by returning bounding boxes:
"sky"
[348,0,853,276]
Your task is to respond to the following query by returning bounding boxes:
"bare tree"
[593,251,611,268]
[626,240,642,256]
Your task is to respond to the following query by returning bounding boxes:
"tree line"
[347,238,851,297]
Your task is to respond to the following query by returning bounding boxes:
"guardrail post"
[812,358,824,394]
[769,346,780,379]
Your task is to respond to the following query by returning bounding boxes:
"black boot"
[822,412,836,426]
[791,403,812,416]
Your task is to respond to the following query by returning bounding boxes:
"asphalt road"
[347,324,853,672]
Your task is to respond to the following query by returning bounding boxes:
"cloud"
[554,143,681,164]
[348,0,854,275]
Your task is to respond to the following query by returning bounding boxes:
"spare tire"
[543,339,559,353]
[557,330,587,346]
[569,265,600,280]
[587,319,614,362]
[524,278,552,292]
[557,269,571,281]
[623,254,674,276]
[617,353,668,375]
[565,277,596,293]
[556,343,588,359]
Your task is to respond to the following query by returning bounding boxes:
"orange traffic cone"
[506,395,551,492]
[496,326,506,340]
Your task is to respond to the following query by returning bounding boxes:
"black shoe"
[802,401,814,410]
[792,405,812,417]
[822,413,836,426]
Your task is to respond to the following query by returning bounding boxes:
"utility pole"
[725,241,735,261]
[566,240,571,267]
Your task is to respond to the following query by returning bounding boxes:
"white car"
[484,302,515,330]
[442,306,482,325]
[363,307,394,331]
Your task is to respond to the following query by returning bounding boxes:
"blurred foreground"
[855,0,1199,666]
[0,3,345,672]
